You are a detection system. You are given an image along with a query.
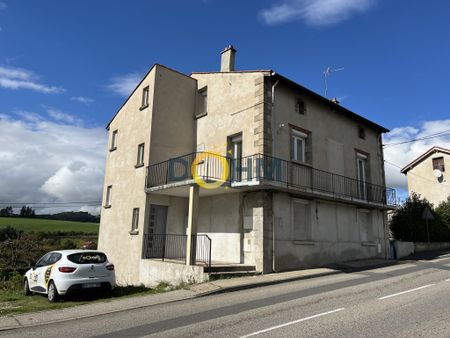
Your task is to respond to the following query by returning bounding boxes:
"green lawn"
[0,284,171,317]
[0,217,99,234]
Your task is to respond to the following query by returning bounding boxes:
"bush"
[436,197,450,230]
[390,193,450,242]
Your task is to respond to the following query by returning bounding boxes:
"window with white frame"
[292,199,311,240]
[131,208,139,232]
[356,152,369,199]
[105,185,112,207]
[141,86,149,108]
[136,143,145,167]
[291,129,308,163]
[110,130,118,150]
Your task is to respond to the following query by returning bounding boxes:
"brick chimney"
[220,45,236,72]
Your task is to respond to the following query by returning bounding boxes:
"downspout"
[271,73,280,272]
[378,133,389,258]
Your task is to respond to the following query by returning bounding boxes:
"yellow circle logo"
[191,152,230,189]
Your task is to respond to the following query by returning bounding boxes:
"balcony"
[146,152,397,207]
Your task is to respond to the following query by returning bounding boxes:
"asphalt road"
[4,254,450,337]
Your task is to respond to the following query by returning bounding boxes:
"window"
[68,252,107,264]
[197,87,207,117]
[292,199,311,240]
[131,208,139,233]
[105,185,112,207]
[358,127,366,140]
[35,253,52,268]
[291,129,308,163]
[110,130,118,151]
[296,99,306,115]
[141,86,149,108]
[356,152,369,199]
[432,157,445,172]
[229,134,243,182]
[136,143,145,167]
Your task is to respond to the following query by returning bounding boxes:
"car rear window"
[67,252,107,264]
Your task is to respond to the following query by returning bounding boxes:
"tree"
[0,228,40,272]
[390,193,450,242]
[436,197,450,230]
[19,206,35,217]
[0,206,14,217]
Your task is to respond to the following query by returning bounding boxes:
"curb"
[197,270,342,296]
[0,293,197,332]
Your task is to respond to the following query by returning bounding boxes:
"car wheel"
[47,281,59,302]
[23,278,31,296]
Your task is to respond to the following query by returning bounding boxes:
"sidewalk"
[0,258,396,331]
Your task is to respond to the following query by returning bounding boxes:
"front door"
[230,135,242,182]
[146,204,168,258]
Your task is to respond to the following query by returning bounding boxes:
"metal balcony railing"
[142,233,211,269]
[146,152,397,206]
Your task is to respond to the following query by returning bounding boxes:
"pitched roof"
[192,70,389,133]
[271,72,389,133]
[106,65,389,134]
[400,146,450,174]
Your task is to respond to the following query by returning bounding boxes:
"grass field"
[0,283,171,316]
[0,217,99,234]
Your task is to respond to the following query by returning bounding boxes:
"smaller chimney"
[220,45,236,72]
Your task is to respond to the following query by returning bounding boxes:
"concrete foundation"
[139,260,208,288]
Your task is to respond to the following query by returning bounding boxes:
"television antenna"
[324,66,344,98]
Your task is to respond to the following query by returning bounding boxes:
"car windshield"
[67,252,107,264]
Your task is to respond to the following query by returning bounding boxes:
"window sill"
[293,240,315,246]
[135,163,144,169]
[129,230,139,235]
[139,104,149,111]
[109,147,117,152]
[103,205,111,209]
[362,242,376,247]
[195,112,207,119]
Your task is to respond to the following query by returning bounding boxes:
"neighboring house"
[98,46,396,286]
[401,146,450,207]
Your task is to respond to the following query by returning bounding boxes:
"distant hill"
[37,211,100,223]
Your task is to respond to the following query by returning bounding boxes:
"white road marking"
[445,279,450,282]
[378,284,435,300]
[239,308,345,338]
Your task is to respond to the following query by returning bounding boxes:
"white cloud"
[383,119,450,191]
[71,96,94,105]
[260,0,376,26]
[0,65,65,94]
[0,2,6,10]
[45,106,82,125]
[0,113,107,215]
[106,72,141,97]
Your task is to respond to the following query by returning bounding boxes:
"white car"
[24,250,116,302]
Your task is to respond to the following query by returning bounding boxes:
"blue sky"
[0,0,449,212]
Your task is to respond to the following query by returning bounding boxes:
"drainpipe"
[378,133,389,258]
[271,73,280,273]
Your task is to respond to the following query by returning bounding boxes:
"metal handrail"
[143,233,211,269]
[146,152,397,206]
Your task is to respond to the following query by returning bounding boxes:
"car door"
[30,253,51,293]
